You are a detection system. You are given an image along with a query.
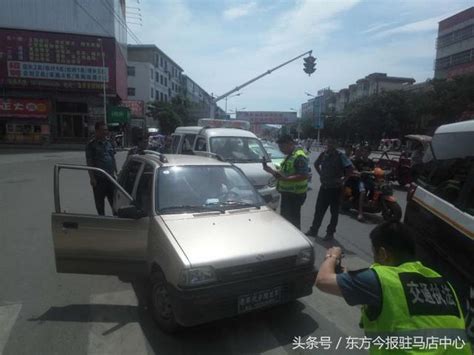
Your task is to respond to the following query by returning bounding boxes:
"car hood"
[160,209,311,268]
[233,162,274,188]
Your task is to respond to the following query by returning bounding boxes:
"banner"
[0,98,50,118]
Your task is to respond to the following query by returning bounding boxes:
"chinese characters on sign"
[291,335,468,351]
[120,100,145,117]
[8,61,109,82]
[0,98,50,118]
[0,28,116,93]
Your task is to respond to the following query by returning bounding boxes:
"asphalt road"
[0,149,408,355]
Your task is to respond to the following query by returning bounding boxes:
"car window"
[210,137,267,163]
[195,137,207,151]
[156,166,263,213]
[122,160,143,195]
[135,164,154,216]
[171,135,180,153]
[418,157,473,207]
[182,134,196,155]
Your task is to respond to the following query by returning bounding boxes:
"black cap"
[276,134,294,144]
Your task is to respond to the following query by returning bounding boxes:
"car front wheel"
[149,269,180,333]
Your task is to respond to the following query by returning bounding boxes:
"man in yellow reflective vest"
[315,221,472,354]
[263,135,309,229]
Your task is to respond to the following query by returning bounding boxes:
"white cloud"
[223,2,257,20]
[361,21,399,34]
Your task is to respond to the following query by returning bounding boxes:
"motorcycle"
[342,168,402,221]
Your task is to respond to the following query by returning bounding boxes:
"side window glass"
[123,161,142,195]
[182,134,196,155]
[171,135,180,153]
[195,137,207,152]
[135,164,154,216]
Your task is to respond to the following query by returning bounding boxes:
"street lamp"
[305,92,316,97]
[98,39,107,125]
[290,108,301,140]
[225,92,242,114]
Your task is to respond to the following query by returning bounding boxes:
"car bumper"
[167,267,316,327]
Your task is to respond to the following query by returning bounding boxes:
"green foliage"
[325,74,474,143]
[148,95,201,134]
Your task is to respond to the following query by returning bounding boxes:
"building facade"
[435,7,474,79]
[333,73,415,113]
[127,44,183,105]
[0,0,128,144]
[301,88,334,129]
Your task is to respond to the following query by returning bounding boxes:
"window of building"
[150,68,154,80]
[155,72,159,82]
[164,78,168,86]
[127,66,135,76]
[156,90,159,100]
[160,75,164,85]
[128,87,136,96]
[150,88,154,99]
[164,94,168,102]
[160,92,164,102]
[160,56,164,67]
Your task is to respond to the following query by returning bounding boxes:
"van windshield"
[210,137,268,163]
[156,166,264,214]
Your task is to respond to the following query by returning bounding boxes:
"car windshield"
[263,143,285,159]
[210,137,268,163]
[156,165,264,214]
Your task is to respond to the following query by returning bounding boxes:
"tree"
[147,101,182,135]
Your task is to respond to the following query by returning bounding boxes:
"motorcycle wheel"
[382,200,402,221]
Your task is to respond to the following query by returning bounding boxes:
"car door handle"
[62,222,78,229]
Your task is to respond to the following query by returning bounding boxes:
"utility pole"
[98,39,107,125]
[210,49,314,118]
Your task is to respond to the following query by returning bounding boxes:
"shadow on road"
[310,236,356,256]
[340,209,384,225]
[28,281,319,354]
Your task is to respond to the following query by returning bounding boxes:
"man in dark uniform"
[86,121,117,216]
[263,135,309,229]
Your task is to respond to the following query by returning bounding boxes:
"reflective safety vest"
[277,148,308,194]
[361,261,471,354]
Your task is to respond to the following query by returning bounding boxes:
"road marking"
[0,304,22,355]
[87,289,148,355]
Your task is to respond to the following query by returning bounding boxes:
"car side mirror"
[117,205,146,219]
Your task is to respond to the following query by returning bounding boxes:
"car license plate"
[238,286,282,314]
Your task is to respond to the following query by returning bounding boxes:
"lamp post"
[225,92,242,114]
[289,108,301,140]
[305,92,321,145]
[98,39,107,125]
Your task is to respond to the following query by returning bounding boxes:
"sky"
[130,0,473,113]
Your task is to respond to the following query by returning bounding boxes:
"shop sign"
[107,106,130,124]
[120,100,144,117]
[0,98,50,118]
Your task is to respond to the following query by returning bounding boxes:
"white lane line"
[0,304,22,355]
[87,289,148,355]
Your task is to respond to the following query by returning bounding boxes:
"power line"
[99,0,142,44]
[73,0,115,38]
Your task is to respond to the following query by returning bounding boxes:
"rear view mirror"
[117,205,146,219]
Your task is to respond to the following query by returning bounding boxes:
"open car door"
[52,164,148,277]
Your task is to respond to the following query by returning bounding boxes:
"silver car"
[52,153,316,332]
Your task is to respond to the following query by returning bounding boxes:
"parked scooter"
[342,168,402,221]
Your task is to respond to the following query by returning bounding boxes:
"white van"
[171,127,280,209]
[404,120,473,339]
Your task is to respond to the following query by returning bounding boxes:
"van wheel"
[149,270,180,333]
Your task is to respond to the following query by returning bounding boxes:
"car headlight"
[268,176,277,187]
[296,248,313,266]
[179,266,216,287]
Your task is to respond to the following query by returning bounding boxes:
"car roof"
[200,128,257,138]
[133,153,231,167]
[173,126,202,134]
[435,120,474,135]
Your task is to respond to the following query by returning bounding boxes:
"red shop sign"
[0,98,50,118]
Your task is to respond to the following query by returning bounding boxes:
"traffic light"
[303,55,316,75]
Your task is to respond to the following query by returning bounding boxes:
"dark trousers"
[280,192,307,229]
[93,178,115,216]
[311,186,341,234]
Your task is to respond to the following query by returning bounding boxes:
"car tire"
[149,269,180,333]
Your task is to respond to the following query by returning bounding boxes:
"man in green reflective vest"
[315,221,471,354]
[263,134,309,229]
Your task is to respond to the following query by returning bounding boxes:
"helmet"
[374,167,384,178]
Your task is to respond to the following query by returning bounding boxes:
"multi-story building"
[333,73,415,112]
[181,75,212,122]
[435,7,474,79]
[301,88,334,129]
[127,44,183,104]
[0,0,128,144]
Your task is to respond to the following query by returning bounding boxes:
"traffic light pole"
[209,49,313,119]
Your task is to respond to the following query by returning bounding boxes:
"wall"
[127,61,153,103]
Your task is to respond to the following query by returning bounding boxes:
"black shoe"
[305,228,318,238]
[322,233,335,241]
